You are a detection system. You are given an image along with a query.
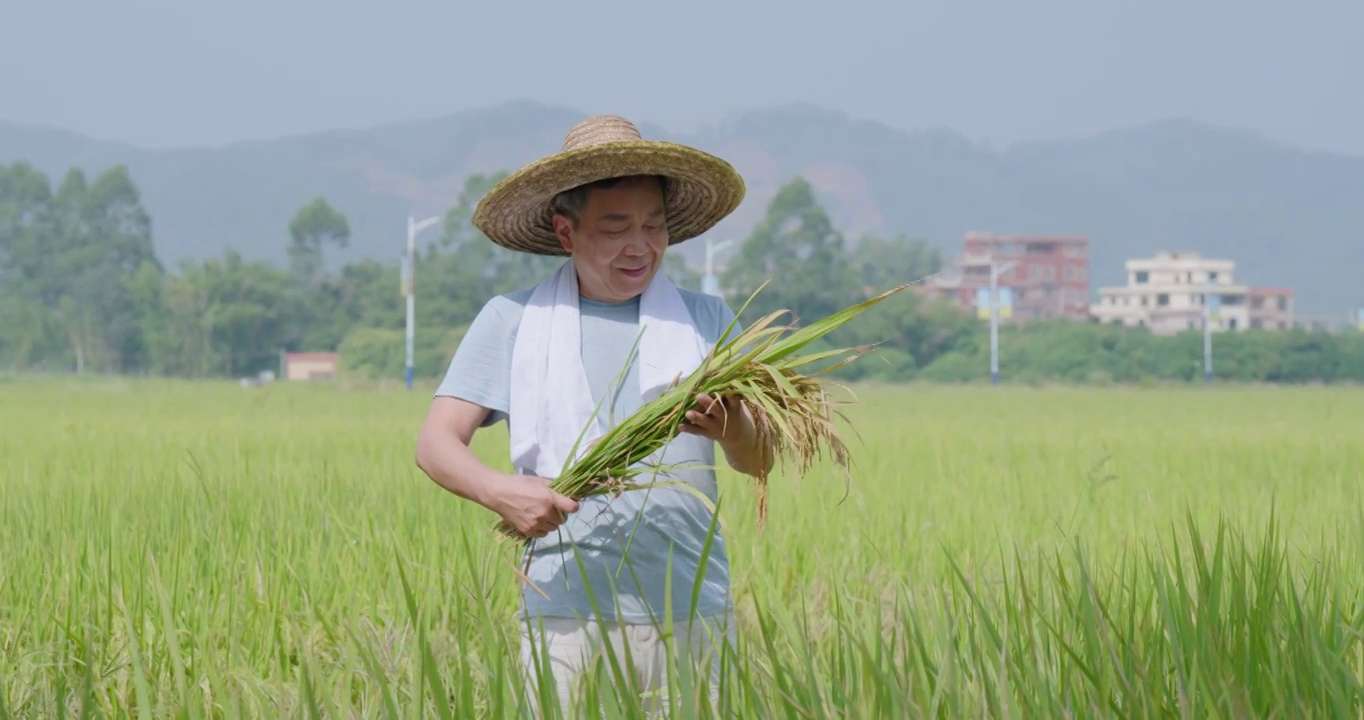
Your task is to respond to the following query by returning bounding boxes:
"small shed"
[280,352,339,381]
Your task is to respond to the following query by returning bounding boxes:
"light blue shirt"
[434,278,739,625]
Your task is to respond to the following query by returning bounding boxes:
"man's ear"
[552,214,575,252]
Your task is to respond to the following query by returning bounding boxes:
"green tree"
[287,197,350,288]
[0,163,55,284]
[158,250,297,377]
[664,251,702,292]
[0,163,62,369]
[851,232,943,292]
[2,164,159,373]
[297,258,405,352]
[7,163,1363,387]
[721,176,858,326]
[81,166,162,371]
[425,172,559,329]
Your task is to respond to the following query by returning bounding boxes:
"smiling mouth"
[619,266,647,278]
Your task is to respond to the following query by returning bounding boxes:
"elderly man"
[415,114,773,714]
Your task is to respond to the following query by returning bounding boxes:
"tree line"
[2,161,1361,385]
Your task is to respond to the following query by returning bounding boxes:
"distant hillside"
[2,99,1360,315]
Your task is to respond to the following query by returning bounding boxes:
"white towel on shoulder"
[508,260,708,480]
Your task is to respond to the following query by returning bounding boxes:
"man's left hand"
[680,393,752,445]
[680,392,774,477]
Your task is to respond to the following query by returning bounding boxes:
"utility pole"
[404,213,442,390]
[702,237,733,296]
[1203,276,1215,384]
[989,259,1017,386]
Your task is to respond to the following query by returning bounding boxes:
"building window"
[1157,294,1169,306]
[1278,297,1288,311]
[1135,271,1149,284]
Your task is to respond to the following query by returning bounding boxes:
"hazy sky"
[4,0,1360,155]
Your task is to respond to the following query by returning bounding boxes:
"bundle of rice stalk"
[494,282,911,540]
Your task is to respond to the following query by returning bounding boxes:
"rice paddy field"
[2,377,1363,718]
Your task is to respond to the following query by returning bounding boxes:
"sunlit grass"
[2,378,1362,717]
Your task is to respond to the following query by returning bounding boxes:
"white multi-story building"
[1090,251,1294,335]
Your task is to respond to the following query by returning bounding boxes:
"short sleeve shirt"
[435,282,740,624]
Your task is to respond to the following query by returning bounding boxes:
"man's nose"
[622,231,650,254]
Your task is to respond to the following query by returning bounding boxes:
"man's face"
[553,176,669,303]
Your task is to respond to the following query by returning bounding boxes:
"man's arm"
[415,396,578,538]
[415,396,501,506]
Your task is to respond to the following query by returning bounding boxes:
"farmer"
[414,114,773,713]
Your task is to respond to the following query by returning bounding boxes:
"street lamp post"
[404,213,442,390]
[990,259,1017,386]
[1203,277,1215,384]
[702,238,733,296]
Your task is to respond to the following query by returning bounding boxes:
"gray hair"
[550,175,668,225]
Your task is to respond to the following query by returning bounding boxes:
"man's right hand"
[487,474,580,538]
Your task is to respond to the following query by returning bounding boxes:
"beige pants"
[519,614,733,718]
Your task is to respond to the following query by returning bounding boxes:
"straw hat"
[471,114,746,255]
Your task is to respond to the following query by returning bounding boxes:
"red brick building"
[923,232,1091,321]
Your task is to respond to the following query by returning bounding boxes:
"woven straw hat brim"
[472,140,746,256]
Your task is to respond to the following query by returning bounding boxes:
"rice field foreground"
[2,378,1363,719]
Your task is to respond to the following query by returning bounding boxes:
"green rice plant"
[3,376,1363,718]
[494,282,912,539]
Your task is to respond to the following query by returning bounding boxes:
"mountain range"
[2,99,1360,316]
